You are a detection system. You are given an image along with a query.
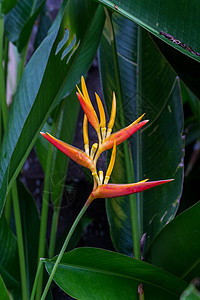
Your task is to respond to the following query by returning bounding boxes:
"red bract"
[86,179,173,205]
[40,132,95,173]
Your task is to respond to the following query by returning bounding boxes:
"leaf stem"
[12,182,29,300]
[41,203,88,300]
[104,8,141,259]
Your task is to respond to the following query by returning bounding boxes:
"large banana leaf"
[146,200,200,282]
[93,0,200,100]
[44,248,188,299]
[99,14,184,255]
[0,0,104,215]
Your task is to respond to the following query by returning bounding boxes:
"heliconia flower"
[86,179,173,206]
[40,76,173,207]
[40,132,96,173]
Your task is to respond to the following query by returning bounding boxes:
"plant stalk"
[104,8,141,259]
[41,204,88,300]
[30,258,44,300]
[12,182,29,300]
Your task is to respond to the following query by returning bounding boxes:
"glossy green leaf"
[180,284,200,300]
[5,0,45,51]
[0,275,10,300]
[150,34,200,101]
[94,0,200,62]
[93,0,200,100]
[0,0,17,15]
[0,0,104,215]
[0,215,20,290]
[146,201,200,282]
[99,14,184,255]
[44,247,187,299]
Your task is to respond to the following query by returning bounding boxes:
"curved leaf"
[99,14,184,255]
[146,201,200,282]
[180,284,200,300]
[94,0,200,63]
[44,248,187,299]
[93,0,200,100]
[5,0,45,51]
[0,0,104,215]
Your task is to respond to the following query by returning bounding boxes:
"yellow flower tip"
[90,143,98,159]
[95,92,106,128]
[107,92,116,135]
[104,140,116,183]
[76,87,84,100]
[81,76,91,104]
[83,114,89,146]
[104,175,110,185]
[99,170,104,185]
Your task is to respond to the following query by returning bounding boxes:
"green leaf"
[0,275,10,300]
[94,0,200,63]
[5,0,45,51]
[0,0,104,215]
[44,247,187,299]
[0,0,17,15]
[99,14,184,255]
[18,180,40,295]
[146,201,200,282]
[93,0,200,100]
[150,34,200,101]
[0,215,20,290]
[180,284,200,300]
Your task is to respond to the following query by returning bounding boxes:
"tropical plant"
[0,0,199,299]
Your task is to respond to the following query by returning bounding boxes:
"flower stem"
[104,8,141,259]
[30,258,44,300]
[41,204,88,300]
[12,182,29,300]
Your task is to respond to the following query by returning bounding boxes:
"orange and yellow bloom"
[41,76,172,206]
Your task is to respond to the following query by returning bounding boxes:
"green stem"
[35,142,54,300]
[105,8,141,259]
[4,190,12,223]
[30,258,44,300]
[48,207,60,258]
[41,204,88,300]
[12,182,29,300]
